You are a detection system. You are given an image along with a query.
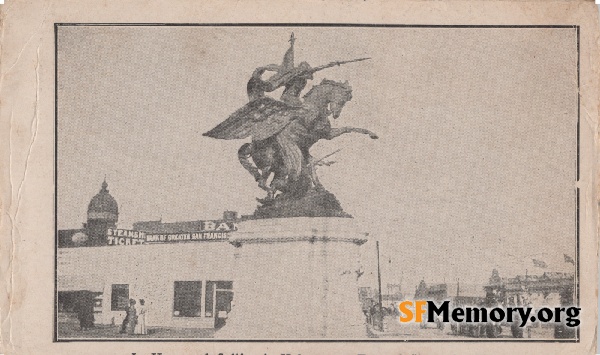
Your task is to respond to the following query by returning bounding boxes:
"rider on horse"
[204,34,376,201]
[246,33,314,106]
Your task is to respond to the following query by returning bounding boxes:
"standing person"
[127,299,138,335]
[119,299,137,334]
[363,299,373,325]
[134,299,147,335]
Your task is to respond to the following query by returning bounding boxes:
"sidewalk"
[58,317,215,339]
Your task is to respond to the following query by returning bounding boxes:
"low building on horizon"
[57,180,239,335]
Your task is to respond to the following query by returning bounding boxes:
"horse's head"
[321,79,353,119]
[304,79,353,119]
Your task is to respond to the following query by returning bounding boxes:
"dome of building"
[87,179,118,222]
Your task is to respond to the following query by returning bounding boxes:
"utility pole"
[376,240,384,331]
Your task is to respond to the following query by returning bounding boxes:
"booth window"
[111,284,129,311]
[215,281,233,290]
[173,281,202,317]
[205,281,233,317]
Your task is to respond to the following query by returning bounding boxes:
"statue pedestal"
[217,217,369,339]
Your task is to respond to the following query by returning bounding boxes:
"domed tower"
[85,179,118,246]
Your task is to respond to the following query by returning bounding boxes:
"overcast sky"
[57,26,578,293]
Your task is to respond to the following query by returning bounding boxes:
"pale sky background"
[57,26,578,294]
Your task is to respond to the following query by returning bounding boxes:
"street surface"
[375,315,556,339]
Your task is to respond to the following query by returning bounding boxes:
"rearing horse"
[203,79,378,200]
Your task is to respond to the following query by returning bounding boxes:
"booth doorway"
[205,281,233,329]
[214,290,233,328]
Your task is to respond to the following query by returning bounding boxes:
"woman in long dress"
[134,299,147,335]
[127,300,137,335]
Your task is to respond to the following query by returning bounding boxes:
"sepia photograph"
[2,1,600,354]
[55,24,580,341]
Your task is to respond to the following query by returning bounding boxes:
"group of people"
[119,298,148,335]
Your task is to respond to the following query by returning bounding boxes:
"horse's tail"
[238,143,261,181]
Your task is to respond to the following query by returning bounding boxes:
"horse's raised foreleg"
[325,127,378,140]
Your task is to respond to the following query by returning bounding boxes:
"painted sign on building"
[106,221,237,246]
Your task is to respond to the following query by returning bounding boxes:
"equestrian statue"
[203,33,378,218]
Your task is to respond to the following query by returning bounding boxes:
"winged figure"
[203,35,378,202]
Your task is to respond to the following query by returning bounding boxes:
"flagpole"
[376,240,383,331]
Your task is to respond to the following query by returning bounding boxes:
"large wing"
[202,97,306,141]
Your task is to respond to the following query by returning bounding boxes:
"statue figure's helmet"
[297,61,313,79]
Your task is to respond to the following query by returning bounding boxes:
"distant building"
[58,179,119,248]
[484,269,575,308]
[57,180,238,333]
[483,269,576,339]
[358,284,404,312]
[382,283,403,304]
[414,279,486,306]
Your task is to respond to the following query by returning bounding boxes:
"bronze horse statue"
[203,79,378,201]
